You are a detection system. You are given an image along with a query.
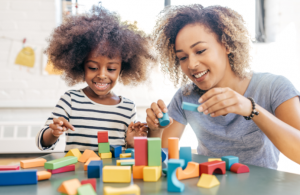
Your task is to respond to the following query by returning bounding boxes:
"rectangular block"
[0,165,19,171]
[20,158,47,169]
[143,166,162,182]
[116,159,135,166]
[0,170,37,186]
[179,147,192,169]
[98,142,110,153]
[79,150,99,163]
[120,153,131,158]
[125,148,134,153]
[133,165,145,179]
[88,160,103,179]
[103,166,131,183]
[110,145,122,158]
[148,138,161,166]
[84,157,101,171]
[208,158,222,162]
[81,178,96,191]
[44,156,78,170]
[181,102,200,112]
[99,152,112,159]
[221,156,239,170]
[120,161,135,166]
[37,171,51,181]
[134,137,148,166]
[98,131,108,143]
[47,164,75,174]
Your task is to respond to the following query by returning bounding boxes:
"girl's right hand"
[49,117,75,137]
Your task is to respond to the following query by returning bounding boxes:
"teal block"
[179,147,192,170]
[131,150,135,158]
[162,168,167,176]
[181,102,201,112]
[221,156,239,170]
[78,184,96,195]
[168,159,185,192]
[44,156,78,170]
[148,138,161,166]
[120,161,135,166]
[98,142,110,153]
[158,112,170,126]
[125,148,134,153]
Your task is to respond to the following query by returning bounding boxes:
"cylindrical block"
[158,112,170,126]
[168,137,179,159]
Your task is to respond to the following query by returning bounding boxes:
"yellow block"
[120,153,131,158]
[65,148,82,160]
[99,152,112,159]
[103,166,131,183]
[208,158,222,162]
[84,157,101,171]
[116,159,135,166]
[143,166,162,182]
[197,173,220,188]
[103,184,140,195]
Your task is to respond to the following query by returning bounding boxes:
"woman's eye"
[197,49,206,54]
[179,57,187,61]
[88,67,97,70]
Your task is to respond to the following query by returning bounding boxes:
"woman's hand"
[49,117,75,138]
[198,87,252,117]
[126,121,148,148]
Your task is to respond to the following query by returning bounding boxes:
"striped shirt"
[35,89,136,152]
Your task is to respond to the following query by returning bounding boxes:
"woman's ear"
[226,46,231,54]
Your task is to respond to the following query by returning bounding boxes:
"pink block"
[47,164,75,174]
[134,137,148,166]
[81,178,96,191]
[0,165,20,171]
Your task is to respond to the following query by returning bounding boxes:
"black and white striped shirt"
[36,89,136,152]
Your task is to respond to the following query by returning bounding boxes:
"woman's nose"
[188,55,200,69]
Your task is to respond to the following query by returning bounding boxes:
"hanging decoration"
[44,60,63,75]
[14,38,35,68]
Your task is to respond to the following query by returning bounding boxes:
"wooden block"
[134,137,148,166]
[78,184,96,195]
[197,173,220,188]
[99,152,112,159]
[65,148,82,160]
[98,131,109,143]
[116,159,135,166]
[20,158,47,169]
[179,146,192,169]
[37,171,51,181]
[58,178,81,195]
[0,165,19,171]
[103,166,131,183]
[78,149,99,163]
[131,150,135,158]
[110,145,122,158]
[168,137,179,159]
[208,158,222,162]
[103,184,140,195]
[176,162,199,180]
[125,148,134,153]
[230,163,250,173]
[133,165,145,179]
[88,160,103,178]
[181,102,200,112]
[84,157,101,171]
[158,112,170,126]
[81,178,96,191]
[120,161,135,166]
[0,170,37,186]
[143,166,162,182]
[44,156,78,170]
[199,161,226,176]
[47,164,75,174]
[98,142,110,153]
[167,159,185,192]
[161,149,167,162]
[221,156,239,170]
[148,138,161,166]
[120,153,131,158]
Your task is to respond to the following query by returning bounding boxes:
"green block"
[148,138,161,166]
[44,156,78,170]
[98,142,110,153]
[78,184,96,195]
[120,161,135,166]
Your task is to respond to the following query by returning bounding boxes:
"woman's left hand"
[197,87,253,117]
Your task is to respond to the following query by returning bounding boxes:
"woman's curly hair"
[152,4,251,90]
[45,6,156,86]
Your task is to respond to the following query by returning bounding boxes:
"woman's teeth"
[194,70,208,78]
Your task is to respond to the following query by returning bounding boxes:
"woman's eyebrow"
[175,41,206,53]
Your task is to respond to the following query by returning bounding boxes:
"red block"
[0,165,19,171]
[134,137,148,166]
[199,160,226,176]
[81,178,96,191]
[230,163,250,173]
[98,131,108,143]
[47,164,75,174]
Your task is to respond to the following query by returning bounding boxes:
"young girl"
[147,4,300,169]
[36,6,155,152]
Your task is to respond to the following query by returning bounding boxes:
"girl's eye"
[108,69,116,71]
[88,67,97,70]
[196,49,206,54]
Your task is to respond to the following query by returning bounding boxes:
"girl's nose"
[97,69,107,79]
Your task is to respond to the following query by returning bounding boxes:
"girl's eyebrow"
[175,41,206,53]
[85,60,98,64]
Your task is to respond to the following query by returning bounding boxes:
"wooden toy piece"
[58,178,81,195]
[120,153,131,158]
[0,170,37,186]
[125,148,134,153]
[99,152,112,159]
[168,137,179,159]
[116,159,135,166]
[78,149,99,163]
[176,162,199,180]
[81,178,96,191]
[199,161,226,176]
[110,145,122,158]
[162,168,167,176]
[37,171,51,181]
[179,146,192,169]
[143,166,162,182]
[47,164,75,174]
[221,156,239,170]
[181,102,201,112]
[161,149,167,162]
[103,184,140,195]
[134,137,148,166]
[98,131,109,143]
[87,160,103,178]
[103,166,131,183]
[77,184,97,195]
[167,159,185,192]
[0,165,19,171]
[208,158,222,162]
[131,150,135,158]
[44,156,78,170]
[84,157,101,171]
[20,158,47,169]
[230,163,250,173]
[148,138,161,166]
[158,112,170,126]
[197,173,220,188]
[98,142,110,153]
[120,161,135,166]
[65,148,82,160]
[133,165,145,179]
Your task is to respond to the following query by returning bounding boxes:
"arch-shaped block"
[230,163,249,173]
[199,161,226,176]
[103,184,140,195]
[179,147,192,169]
[176,162,199,180]
[168,159,185,192]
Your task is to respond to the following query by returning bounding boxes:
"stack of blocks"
[98,131,112,159]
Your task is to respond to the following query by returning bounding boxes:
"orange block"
[133,165,145,179]
[176,162,199,180]
[168,137,179,159]
[78,149,99,163]
[84,157,101,171]
[20,158,47,168]
[58,178,81,195]
[37,171,51,181]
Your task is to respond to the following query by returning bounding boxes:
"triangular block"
[78,150,99,163]
[197,174,220,188]
[65,148,82,160]
[57,178,81,194]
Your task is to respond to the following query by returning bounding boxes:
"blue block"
[158,112,170,126]
[0,170,37,186]
[179,147,192,170]
[125,148,134,153]
[87,160,103,178]
[221,156,239,170]
[131,150,135,158]
[161,149,167,162]
[110,145,122,158]
[168,159,185,192]
[181,102,201,112]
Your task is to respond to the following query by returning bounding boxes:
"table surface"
[1,152,300,195]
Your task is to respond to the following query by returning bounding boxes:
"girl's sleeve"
[35,91,72,151]
[167,89,188,125]
[130,103,137,123]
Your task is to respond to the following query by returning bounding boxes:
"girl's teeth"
[194,70,208,78]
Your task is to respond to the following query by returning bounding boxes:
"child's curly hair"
[153,4,251,89]
[45,6,156,86]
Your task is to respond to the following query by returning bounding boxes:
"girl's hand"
[197,87,252,117]
[49,117,75,138]
[126,121,148,148]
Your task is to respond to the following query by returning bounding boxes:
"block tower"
[98,131,112,158]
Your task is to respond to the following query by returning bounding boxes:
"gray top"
[168,72,300,169]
